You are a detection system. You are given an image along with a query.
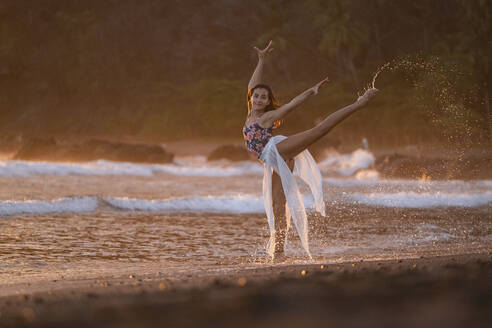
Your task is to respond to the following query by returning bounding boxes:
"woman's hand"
[310,77,330,95]
[253,40,274,60]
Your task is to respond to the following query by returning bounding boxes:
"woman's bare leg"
[276,89,377,160]
[272,159,294,258]
[272,171,287,256]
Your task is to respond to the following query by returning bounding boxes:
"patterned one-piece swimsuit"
[242,118,273,159]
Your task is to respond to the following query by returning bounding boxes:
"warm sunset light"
[0,1,491,327]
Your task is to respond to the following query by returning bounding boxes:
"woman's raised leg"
[276,88,378,160]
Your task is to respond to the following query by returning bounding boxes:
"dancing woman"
[243,40,378,260]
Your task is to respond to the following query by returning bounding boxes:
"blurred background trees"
[0,0,490,149]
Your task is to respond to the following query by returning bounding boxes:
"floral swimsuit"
[242,118,273,159]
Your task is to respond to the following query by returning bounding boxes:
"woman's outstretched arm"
[248,40,274,91]
[276,88,378,160]
[260,77,329,127]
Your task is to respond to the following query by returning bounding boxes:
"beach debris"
[129,274,135,279]
[103,281,110,287]
[213,279,226,286]
[237,277,247,287]
[320,265,325,269]
[22,307,36,322]
[159,282,167,290]
[412,264,417,269]
[301,270,307,276]
[352,263,356,268]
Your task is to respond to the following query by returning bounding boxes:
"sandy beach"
[1,253,491,327]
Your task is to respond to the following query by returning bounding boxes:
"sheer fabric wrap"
[259,135,326,259]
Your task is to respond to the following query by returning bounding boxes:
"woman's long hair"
[247,84,282,128]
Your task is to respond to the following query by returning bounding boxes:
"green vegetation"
[0,0,490,149]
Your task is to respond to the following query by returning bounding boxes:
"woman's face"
[251,88,270,110]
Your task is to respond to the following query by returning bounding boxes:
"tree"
[306,0,370,90]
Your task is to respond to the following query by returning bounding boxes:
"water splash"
[356,62,390,99]
[371,55,478,141]
[371,62,390,89]
[367,55,484,178]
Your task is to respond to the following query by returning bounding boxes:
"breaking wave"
[0,196,98,216]
[350,191,492,208]
[2,190,491,217]
[0,159,263,177]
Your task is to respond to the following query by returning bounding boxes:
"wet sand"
[1,253,491,328]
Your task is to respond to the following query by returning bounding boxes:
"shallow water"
[1,152,491,286]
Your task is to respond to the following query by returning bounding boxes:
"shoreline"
[1,252,491,327]
[1,252,489,298]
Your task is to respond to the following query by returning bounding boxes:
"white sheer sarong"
[259,135,326,259]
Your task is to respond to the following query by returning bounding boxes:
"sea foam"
[0,160,154,177]
[1,190,490,217]
[323,177,492,195]
[0,159,263,178]
[0,196,98,216]
[104,194,317,214]
[104,195,265,213]
[0,149,376,178]
[318,149,374,176]
[350,191,492,208]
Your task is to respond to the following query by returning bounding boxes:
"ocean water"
[1,149,491,288]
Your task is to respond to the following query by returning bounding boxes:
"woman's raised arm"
[248,40,274,91]
[260,77,330,126]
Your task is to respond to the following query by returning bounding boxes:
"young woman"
[243,40,378,261]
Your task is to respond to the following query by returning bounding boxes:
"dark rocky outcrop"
[70,139,174,163]
[207,145,252,162]
[12,138,174,163]
[12,138,58,160]
[0,134,22,154]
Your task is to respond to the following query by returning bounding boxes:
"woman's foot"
[273,252,287,263]
[357,88,378,106]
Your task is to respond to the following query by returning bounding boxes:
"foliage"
[0,0,490,147]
